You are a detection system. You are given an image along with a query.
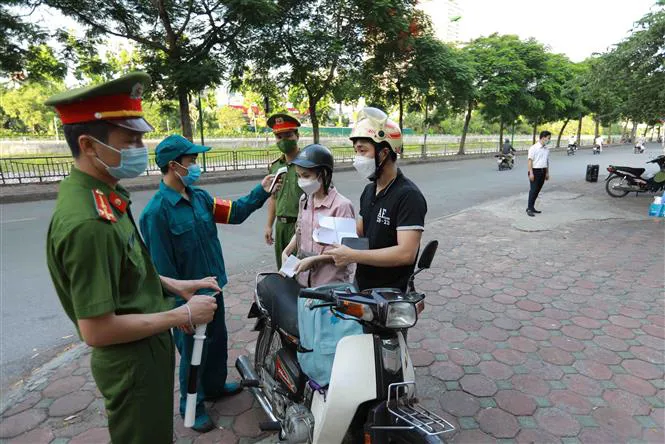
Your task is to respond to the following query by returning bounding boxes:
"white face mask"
[353,155,375,180]
[297,177,321,195]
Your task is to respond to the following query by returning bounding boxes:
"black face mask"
[370,147,388,182]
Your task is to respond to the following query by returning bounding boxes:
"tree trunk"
[594,119,600,139]
[338,102,343,126]
[458,101,473,155]
[422,100,428,158]
[630,122,637,142]
[532,123,537,145]
[556,119,570,148]
[309,96,320,144]
[498,120,504,152]
[622,120,629,140]
[643,125,649,137]
[178,87,193,140]
[264,95,271,117]
[397,82,404,132]
[577,114,583,147]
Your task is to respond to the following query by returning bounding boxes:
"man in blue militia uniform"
[139,135,276,432]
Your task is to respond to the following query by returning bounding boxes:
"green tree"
[460,34,534,154]
[1,81,63,133]
[521,50,570,144]
[251,0,418,142]
[216,106,248,132]
[44,0,278,140]
[362,7,431,131]
[407,36,472,153]
[0,1,50,79]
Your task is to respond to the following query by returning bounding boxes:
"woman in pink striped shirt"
[281,144,356,287]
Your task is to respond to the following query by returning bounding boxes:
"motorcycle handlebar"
[299,288,334,302]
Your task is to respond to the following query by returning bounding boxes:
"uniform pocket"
[169,220,196,253]
[120,234,147,297]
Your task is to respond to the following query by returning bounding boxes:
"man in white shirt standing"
[595,134,604,152]
[527,130,552,217]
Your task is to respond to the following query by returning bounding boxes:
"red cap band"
[55,94,143,124]
[272,121,298,134]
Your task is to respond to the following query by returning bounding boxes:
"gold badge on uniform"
[93,189,117,222]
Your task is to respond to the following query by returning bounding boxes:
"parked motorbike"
[567,143,577,155]
[593,145,601,155]
[236,241,454,444]
[605,155,665,198]
[495,153,514,170]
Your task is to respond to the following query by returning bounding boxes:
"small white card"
[279,255,301,278]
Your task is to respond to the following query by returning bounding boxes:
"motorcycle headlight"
[385,302,417,329]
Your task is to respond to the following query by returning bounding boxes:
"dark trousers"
[528,168,547,210]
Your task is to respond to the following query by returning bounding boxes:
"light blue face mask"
[90,137,148,179]
[176,163,201,187]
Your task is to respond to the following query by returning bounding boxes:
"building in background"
[418,0,463,43]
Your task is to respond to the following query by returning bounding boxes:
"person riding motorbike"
[568,135,577,150]
[502,138,516,156]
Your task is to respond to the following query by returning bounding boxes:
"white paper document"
[313,216,358,245]
[279,255,301,278]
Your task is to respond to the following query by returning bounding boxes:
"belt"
[276,216,297,224]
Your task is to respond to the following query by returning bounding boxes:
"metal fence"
[0,142,527,185]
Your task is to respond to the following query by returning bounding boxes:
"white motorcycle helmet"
[350,107,403,154]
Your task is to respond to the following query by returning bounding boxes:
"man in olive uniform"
[45,72,219,443]
[264,114,304,268]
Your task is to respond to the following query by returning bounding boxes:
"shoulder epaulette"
[92,189,117,222]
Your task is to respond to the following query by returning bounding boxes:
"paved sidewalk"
[1,181,663,443]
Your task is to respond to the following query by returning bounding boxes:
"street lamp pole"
[198,91,206,172]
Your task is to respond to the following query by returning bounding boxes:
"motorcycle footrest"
[241,379,261,388]
[259,421,282,432]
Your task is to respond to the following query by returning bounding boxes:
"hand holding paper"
[313,216,358,245]
[279,255,301,278]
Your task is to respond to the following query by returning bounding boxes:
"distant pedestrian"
[526,130,552,217]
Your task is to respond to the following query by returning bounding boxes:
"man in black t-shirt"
[327,108,427,292]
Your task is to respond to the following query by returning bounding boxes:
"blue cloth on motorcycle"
[297,297,363,386]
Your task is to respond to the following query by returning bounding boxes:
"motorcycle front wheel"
[606,176,630,198]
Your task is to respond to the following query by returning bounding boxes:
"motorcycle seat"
[257,274,303,337]
[614,166,645,177]
[256,274,357,338]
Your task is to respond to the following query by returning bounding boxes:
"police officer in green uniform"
[264,114,304,268]
[45,72,219,443]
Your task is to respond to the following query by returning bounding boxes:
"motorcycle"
[605,154,665,198]
[236,241,455,443]
[495,153,514,170]
[567,143,577,155]
[634,143,646,154]
[593,145,601,155]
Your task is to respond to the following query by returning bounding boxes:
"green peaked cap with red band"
[45,71,154,133]
[267,113,301,134]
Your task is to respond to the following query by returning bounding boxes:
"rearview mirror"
[417,240,438,270]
